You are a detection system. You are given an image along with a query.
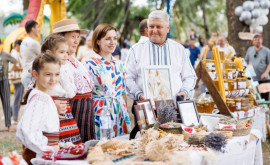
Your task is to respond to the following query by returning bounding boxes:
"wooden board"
[195,61,232,117]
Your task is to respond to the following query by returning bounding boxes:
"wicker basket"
[218,131,233,139]
[159,123,182,134]
[183,131,210,141]
[217,127,251,136]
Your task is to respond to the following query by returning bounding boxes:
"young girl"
[41,34,82,144]
[16,54,61,164]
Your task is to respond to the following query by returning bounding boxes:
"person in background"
[0,40,17,132]
[77,34,96,63]
[138,19,149,43]
[188,28,199,40]
[200,38,216,60]
[112,45,121,60]
[20,20,41,89]
[245,34,270,100]
[198,35,205,48]
[189,39,200,68]
[17,54,61,164]
[120,42,129,64]
[10,39,24,124]
[85,23,131,139]
[217,36,236,60]
[211,31,219,43]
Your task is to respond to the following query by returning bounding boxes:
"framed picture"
[136,99,156,125]
[142,66,174,106]
[133,105,147,131]
[154,99,174,110]
[177,100,199,126]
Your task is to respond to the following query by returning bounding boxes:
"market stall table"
[31,129,263,165]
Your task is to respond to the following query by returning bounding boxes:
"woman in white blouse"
[53,19,95,142]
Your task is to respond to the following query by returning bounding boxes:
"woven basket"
[183,131,209,141]
[159,123,182,134]
[217,127,251,136]
[218,131,233,139]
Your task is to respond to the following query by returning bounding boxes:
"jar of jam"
[237,78,247,89]
[234,99,241,111]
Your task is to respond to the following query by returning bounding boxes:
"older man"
[126,10,197,138]
[245,34,270,100]
[126,10,196,101]
[217,36,236,60]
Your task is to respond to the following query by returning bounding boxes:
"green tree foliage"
[67,0,152,43]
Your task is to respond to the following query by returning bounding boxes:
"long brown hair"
[20,53,61,105]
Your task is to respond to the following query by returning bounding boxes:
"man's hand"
[139,94,145,101]
[177,92,187,101]
[261,72,268,80]
[54,100,67,119]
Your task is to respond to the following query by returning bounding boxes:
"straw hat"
[53,19,89,35]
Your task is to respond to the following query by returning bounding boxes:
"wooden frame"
[177,100,200,126]
[195,61,232,117]
[142,65,174,105]
[136,99,157,125]
[133,105,147,131]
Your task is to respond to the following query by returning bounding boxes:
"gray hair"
[148,10,169,25]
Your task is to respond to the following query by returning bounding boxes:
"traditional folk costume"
[16,89,60,164]
[67,57,95,142]
[50,64,82,144]
[85,54,131,140]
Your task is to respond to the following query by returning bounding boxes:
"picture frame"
[154,99,175,110]
[133,105,147,131]
[177,100,200,126]
[142,65,174,106]
[136,99,156,125]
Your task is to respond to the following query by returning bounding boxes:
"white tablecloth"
[31,130,263,165]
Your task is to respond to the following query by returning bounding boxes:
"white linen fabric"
[16,88,60,158]
[125,39,197,100]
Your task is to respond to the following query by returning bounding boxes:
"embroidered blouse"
[16,89,60,158]
[66,56,94,94]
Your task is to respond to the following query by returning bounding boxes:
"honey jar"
[238,70,244,78]
[196,101,205,113]
[225,69,234,80]
[224,62,237,70]
[241,98,250,107]
[204,60,215,70]
[237,78,247,89]
[204,101,215,114]
[234,99,241,111]
[224,79,228,91]
[228,79,237,91]
[226,99,236,112]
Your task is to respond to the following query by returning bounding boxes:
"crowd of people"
[0,9,270,164]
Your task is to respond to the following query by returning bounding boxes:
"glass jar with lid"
[234,99,241,111]
[226,99,236,112]
[228,79,237,91]
[237,78,247,89]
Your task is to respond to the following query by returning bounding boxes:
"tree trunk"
[23,0,29,11]
[93,0,105,28]
[120,0,131,45]
[201,1,210,39]
[226,0,251,58]
[263,13,270,48]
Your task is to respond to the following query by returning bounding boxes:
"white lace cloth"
[31,130,263,165]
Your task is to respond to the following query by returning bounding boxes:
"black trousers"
[129,101,139,140]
